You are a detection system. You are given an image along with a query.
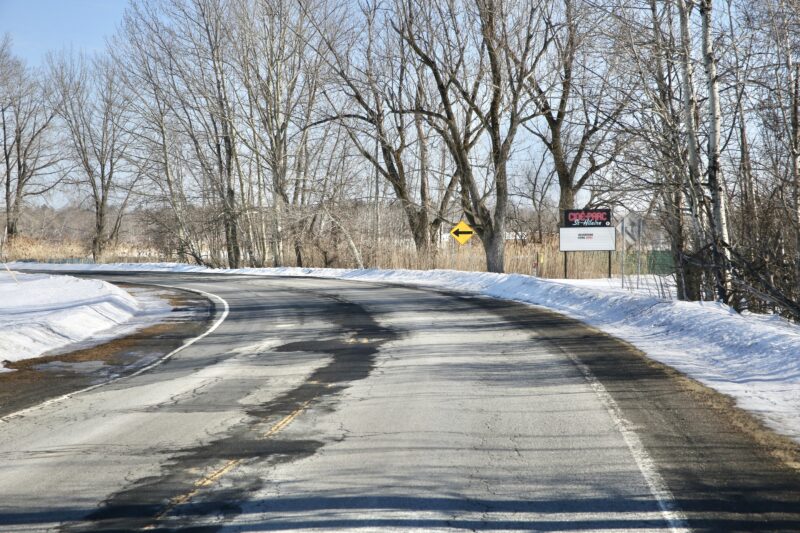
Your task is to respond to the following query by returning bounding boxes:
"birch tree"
[698,0,734,302]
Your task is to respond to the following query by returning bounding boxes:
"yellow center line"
[145,400,313,527]
[147,458,242,524]
[264,400,312,438]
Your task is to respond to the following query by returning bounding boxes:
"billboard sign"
[563,209,612,228]
[559,227,616,251]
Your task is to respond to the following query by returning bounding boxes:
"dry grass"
[3,235,671,280]
[1,236,162,264]
[375,235,665,279]
[2,236,88,263]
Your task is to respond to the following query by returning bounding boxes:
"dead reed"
[3,235,672,280]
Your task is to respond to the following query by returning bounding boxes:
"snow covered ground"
[0,271,172,372]
[8,262,800,447]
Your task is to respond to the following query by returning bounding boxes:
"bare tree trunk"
[272,195,285,267]
[413,93,432,265]
[677,0,706,241]
[217,78,241,269]
[324,205,364,269]
[676,0,714,299]
[93,207,107,261]
[700,0,733,303]
[2,115,14,242]
[790,59,800,286]
[645,0,688,299]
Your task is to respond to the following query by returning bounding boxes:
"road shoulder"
[469,292,800,530]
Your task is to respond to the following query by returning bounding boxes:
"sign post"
[616,214,640,289]
[620,218,625,287]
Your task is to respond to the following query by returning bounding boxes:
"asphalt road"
[1,272,799,532]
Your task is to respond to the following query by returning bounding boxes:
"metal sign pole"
[637,218,643,289]
[620,218,625,288]
[0,227,19,284]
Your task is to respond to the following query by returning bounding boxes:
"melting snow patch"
[0,271,172,371]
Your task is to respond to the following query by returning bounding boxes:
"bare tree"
[303,0,460,265]
[619,0,697,299]
[523,0,631,213]
[118,1,211,265]
[142,0,243,268]
[620,0,733,302]
[756,0,800,287]
[511,153,557,244]
[50,53,139,261]
[230,0,326,267]
[697,0,734,302]
[1,36,61,244]
[393,0,549,272]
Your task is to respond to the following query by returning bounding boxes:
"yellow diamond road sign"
[450,221,475,245]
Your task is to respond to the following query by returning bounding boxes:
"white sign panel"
[560,227,616,251]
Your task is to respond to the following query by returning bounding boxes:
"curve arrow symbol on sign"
[450,221,475,244]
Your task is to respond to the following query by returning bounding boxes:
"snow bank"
[10,262,800,445]
[0,271,172,371]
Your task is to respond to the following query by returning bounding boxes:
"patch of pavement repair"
[61,292,398,533]
[0,284,213,419]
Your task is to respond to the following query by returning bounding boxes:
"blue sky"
[0,0,128,67]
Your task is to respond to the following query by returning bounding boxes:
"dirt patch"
[0,284,213,418]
